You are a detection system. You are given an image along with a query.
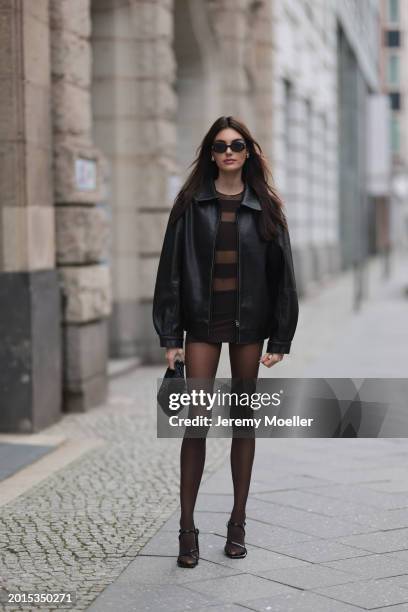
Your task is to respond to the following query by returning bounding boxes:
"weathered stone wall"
[0,0,61,432]
[91,0,177,361]
[50,0,111,411]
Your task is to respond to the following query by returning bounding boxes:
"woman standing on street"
[153,116,299,568]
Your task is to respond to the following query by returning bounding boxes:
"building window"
[385,30,401,46]
[387,54,400,85]
[390,115,400,152]
[388,0,399,23]
[389,92,401,110]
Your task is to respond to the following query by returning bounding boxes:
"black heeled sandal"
[177,527,200,568]
[224,519,247,558]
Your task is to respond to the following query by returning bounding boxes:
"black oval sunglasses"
[212,139,247,154]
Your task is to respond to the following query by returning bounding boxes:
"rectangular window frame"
[388,0,399,23]
[390,114,400,153]
[385,30,401,47]
[389,92,401,111]
[387,53,400,86]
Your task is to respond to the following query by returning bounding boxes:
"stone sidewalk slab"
[313,577,408,609]
[249,489,381,524]
[254,538,370,563]
[336,528,408,554]
[256,563,361,589]
[241,589,365,611]
[0,436,105,507]
[0,441,56,481]
[87,581,222,611]
[298,482,408,510]
[178,572,296,604]
[243,498,377,539]
[372,575,408,590]
[322,550,408,579]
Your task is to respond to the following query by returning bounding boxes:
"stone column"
[50,0,111,412]
[206,0,249,115]
[206,0,274,157]
[200,0,275,159]
[91,0,176,363]
[0,0,61,432]
[248,0,275,162]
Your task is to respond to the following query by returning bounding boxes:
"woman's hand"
[165,347,185,369]
[259,353,284,367]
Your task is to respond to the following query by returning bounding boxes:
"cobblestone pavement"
[0,371,229,611]
[1,250,408,611]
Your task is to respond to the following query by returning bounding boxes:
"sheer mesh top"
[208,188,244,341]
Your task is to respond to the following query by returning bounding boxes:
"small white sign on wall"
[75,158,97,191]
[167,174,182,203]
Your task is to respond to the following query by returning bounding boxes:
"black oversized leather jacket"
[152,178,299,354]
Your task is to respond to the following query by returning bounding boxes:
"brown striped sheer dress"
[185,188,244,344]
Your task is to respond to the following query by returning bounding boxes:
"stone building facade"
[0,0,383,432]
[0,0,274,431]
[0,0,110,430]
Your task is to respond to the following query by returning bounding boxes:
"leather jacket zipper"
[235,208,240,342]
[208,204,221,338]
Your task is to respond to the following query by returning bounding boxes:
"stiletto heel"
[177,527,200,568]
[224,519,247,558]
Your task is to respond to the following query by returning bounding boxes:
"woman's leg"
[226,341,263,554]
[178,338,221,564]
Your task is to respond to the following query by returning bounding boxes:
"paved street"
[1,249,408,611]
[89,438,408,612]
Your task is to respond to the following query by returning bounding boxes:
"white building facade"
[271,0,383,291]
[380,0,408,248]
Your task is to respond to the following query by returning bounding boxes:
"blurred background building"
[0,0,398,432]
[380,0,408,249]
[271,0,387,294]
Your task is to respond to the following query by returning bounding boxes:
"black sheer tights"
[179,340,263,558]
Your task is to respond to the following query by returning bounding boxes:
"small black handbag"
[157,358,187,417]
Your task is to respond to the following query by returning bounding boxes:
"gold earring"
[211,157,215,161]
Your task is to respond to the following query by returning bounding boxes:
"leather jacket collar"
[194,177,262,211]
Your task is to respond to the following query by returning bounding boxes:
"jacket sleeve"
[152,212,185,349]
[266,224,299,354]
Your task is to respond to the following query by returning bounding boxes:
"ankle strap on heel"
[226,519,246,531]
[179,527,199,536]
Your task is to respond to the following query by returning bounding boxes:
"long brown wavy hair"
[169,115,287,239]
